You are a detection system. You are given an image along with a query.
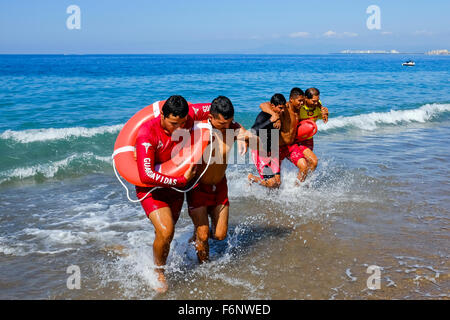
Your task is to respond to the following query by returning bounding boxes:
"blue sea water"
[0,54,449,299]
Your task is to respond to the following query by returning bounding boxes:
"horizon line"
[0,52,428,55]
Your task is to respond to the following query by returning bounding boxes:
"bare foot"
[154,268,168,293]
[295,179,310,188]
[248,173,260,184]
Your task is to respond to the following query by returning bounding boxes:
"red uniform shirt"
[135,103,211,188]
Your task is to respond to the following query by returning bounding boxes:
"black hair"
[210,96,234,119]
[270,93,286,106]
[161,95,189,118]
[290,87,304,99]
[305,88,320,99]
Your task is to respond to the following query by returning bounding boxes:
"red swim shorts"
[280,143,307,166]
[187,176,229,213]
[251,149,281,179]
[251,144,307,179]
[136,186,185,223]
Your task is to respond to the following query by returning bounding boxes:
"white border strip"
[153,101,161,117]
[112,146,135,158]
[193,122,212,131]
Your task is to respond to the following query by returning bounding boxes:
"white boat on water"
[402,60,415,66]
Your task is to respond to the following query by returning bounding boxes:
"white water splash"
[0,124,123,143]
[318,103,450,132]
[0,153,111,184]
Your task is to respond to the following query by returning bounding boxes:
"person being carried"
[135,95,210,293]
[187,96,253,263]
[296,87,328,149]
[248,92,307,187]
[258,87,328,182]
[293,87,328,180]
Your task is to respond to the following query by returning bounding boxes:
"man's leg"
[188,207,210,263]
[148,207,176,293]
[287,143,310,183]
[249,149,282,188]
[296,158,309,182]
[210,204,229,241]
[303,148,318,172]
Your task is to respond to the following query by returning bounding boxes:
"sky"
[0,0,449,54]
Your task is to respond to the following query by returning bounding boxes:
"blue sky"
[1,0,449,53]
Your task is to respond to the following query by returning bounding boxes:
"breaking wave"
[0,153,111,185]
[319,103,450,132]
[0,124,123,143]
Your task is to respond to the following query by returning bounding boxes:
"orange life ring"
[113,100,211,188]
[296,120,318,141]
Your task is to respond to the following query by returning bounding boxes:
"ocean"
[0,54,449,299]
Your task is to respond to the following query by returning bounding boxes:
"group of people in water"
[133,87,328,292]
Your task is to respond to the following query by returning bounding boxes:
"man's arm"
[233,122,256,155]
[251,112,274,132]
[135,135,188,188]
[318,101,329,123]
[259,102,281,129]
[279,109,297,146]
[321,106,329,123]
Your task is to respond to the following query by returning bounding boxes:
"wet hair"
[211,96,234,119]
[270,93,286,106]
[290,87,304,99]
[161,95,189,118]
[305,88,320,99]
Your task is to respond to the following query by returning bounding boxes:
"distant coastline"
[1,50,449,56]
[340,50,400,54]
[340,49,449,55]
[425,49,450,55]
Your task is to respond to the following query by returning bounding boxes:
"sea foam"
[319,103,450,132]
[0,124,123,143]
[0,152,111,184]
[1,104,449,144]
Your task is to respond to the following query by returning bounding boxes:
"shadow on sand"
[203,222,293,263]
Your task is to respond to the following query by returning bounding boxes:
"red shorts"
[136,186,184,223]
[251,149,281,179]
[280,143,307,166]
[251,144,307,179]
[187,176,229,213]
[299,138,314,151]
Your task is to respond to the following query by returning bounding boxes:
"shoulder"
[187,103,211,124]
[137,117,160,139]
[230,121,242,130]
[257,111,271,120]
[252,112,273,131]
[190,103,211,113]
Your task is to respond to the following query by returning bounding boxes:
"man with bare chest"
[248,92,308,187]
[186,96,252,263]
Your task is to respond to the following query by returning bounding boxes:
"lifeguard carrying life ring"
[296,120,318,141]
[112,100,212,190]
